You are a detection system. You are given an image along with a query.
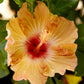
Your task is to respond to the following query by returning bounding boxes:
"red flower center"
[26,35,48,59]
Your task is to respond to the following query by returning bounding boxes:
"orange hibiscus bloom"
[5,1,78,84]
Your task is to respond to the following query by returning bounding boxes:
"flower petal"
[44,43,77,76]
[34,1,52,31]
[47,16,78,45]
[5,17,26,65]
[5,2,78,84]
[12,57,48,84]
[17,2,35,36]
[6,17,26,41]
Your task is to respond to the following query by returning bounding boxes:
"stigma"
[26,30,50,59]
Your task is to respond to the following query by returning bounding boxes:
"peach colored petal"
[6,41,25,66]
[5,18,25,56]
[44,55,77,76]
[47,16,78,45]
[44,16,78,76]
[43,43,77,76]
[17,2,36,37]
[6,17,26,41]
[5,17,27,65]
[52,43,77,56]
[34,1,52,31]
[12,57,48,84]
[45,55,77,76]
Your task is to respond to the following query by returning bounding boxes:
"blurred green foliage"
[75,24,84,76]
[76,51,84,76]
[13,0,25,7]
[0,0,3,3]
[12,80,30,84]
[48,0,79,15]
[0,20,8,43]
[0,41,9,78]
[76,24,84,52]
[0,20,9,78]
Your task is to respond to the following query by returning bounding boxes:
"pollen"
[40,29,51,44]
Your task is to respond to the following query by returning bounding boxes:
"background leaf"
[26,0,35,13]
[54,77,65,84]
[0,20,8,44]
[9,0,19,12]
[76,24,84,52]
[46,77,54,84]
[46,77,65,84]
[13,0,35,14]
[66,11,78,21]
[12,80,30,84]
[48,0,79,16]
[0,0,3,3]
[0,20,9,78]
[0,41,9,78]
[75,51,84,76]
[75,24,84,76]
[13,0,25,7]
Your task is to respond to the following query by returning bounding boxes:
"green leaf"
[12,80,30,84]
[76,24,84,52]
[26,0,35,14]
[9,0,19,12]
[0,20,9,78]
[13,0,25,7]
[13,0,35,13]
[46,77,64,84]
[77,24,84,37]
[0,20,8,44]
[0,41,9,78]
[46,77,54,84]
[75,50,84,76]
[54,77,65,84]
[48,0,79,15]
[66,11,78,21]
[0,66,9,78]
[75,24,84,76]
[0,0,3,3]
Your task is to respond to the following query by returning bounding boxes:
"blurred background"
[0,0,84,24]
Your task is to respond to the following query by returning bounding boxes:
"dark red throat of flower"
[26,36,48,59]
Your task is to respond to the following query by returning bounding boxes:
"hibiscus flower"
[5,1,78,84]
